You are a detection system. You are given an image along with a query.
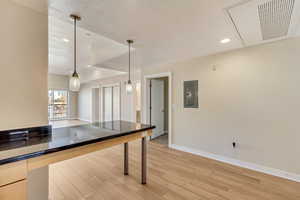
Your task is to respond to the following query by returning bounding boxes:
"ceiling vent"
[258,0,295,40]
[226,0,300,46]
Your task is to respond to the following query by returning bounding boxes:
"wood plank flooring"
[49,141,300,200]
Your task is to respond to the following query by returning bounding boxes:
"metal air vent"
[226,0,300,46]
[258,0,295,40]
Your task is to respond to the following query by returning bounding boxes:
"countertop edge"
[0,126,155,165]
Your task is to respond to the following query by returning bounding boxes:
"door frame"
[100,82,121,122]
[143,72,172,147]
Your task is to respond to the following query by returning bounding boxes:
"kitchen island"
[0,121,154,200]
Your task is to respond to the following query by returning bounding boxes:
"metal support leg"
[141,137,147,184]
[124,143,129,175]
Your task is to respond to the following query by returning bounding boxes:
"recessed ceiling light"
[62,38,69,43]
[87,65,92,68]
[220,38,231,44]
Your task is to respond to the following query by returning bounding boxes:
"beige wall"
[0,0,48,130]
[48,74,78,119]
[0,1,49,199]
[142,37,300,175]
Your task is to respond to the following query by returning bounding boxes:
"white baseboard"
[170,144,300,183]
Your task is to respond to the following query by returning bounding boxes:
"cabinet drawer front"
[0,161,27,186]
[0,180,27,200]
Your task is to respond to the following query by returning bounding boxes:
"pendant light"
[69,14,81,92]
[126,40,133,93]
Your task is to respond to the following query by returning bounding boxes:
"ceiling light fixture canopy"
[69,14,81,92]
[126,39,134,94]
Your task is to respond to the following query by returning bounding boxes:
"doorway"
[144,72,172,147]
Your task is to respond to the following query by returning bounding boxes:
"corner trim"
[170,144,300,183]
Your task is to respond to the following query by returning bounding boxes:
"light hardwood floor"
[49,141,300,200]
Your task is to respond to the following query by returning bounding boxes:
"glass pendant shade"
[69,72,80,92]
[126,80,133,93]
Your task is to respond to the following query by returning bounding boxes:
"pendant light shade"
[126,80,133,93]
[69,71,80,91]
[69,14,81,92]
[126,40,133,94]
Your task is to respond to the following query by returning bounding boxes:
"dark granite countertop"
[0,121,155,165]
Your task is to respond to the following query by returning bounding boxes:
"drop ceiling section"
[48,13,129,76]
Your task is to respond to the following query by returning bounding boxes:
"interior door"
[151,79,165,139]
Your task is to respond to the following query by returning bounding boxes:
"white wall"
[78,85,92,122]
[0,0,48,130]
[92,88,100,122]
[69,92,78,119]
[78,75,136,122]
[142,37,300,176]
[48,74,69,90]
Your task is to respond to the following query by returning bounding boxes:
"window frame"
[48,89,69,121]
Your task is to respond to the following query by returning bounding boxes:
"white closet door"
[103,87,113,122]
[113,86,120,121]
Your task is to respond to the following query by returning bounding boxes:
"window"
[48,90,69,120]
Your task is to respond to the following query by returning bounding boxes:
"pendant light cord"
[74,17,77,74]
[128,41,131,82]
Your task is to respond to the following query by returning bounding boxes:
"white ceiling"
[10,0,300,81]
[48,0,244,70]
[48,13,128,78]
